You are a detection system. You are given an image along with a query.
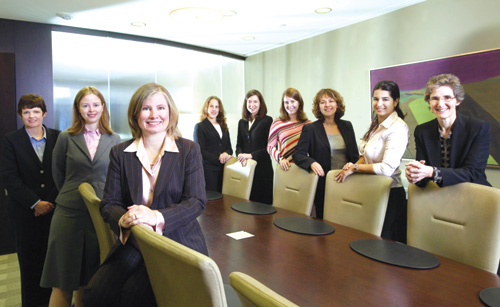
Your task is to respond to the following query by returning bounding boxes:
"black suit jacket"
[193,118,233,171]
[236,115,274,204]
[1,125,60,306]
[100,137,208,255]
[293,119,359,218]
[2,126,60,211]
[414,114,491,187]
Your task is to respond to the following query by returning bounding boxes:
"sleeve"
[0,134,40,209]
[440,121,491,186]
[345,121,360,163]
[236,120,244,156]
[413,124,432,187]
[193,122,221,166]
[372,122,409,177]
[250,116,273,161]
[224,129,233,156]
[100,145,128,236]
[51,132,69,191]
[158,142,207,234]
[293,124,317,171]
[267,120,281,163]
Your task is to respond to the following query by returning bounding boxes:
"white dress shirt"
[358,111,409,188]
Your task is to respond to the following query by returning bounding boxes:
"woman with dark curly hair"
[293,88,359,218]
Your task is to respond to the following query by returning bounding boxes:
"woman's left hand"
[125,205,158,227]
[335,163,354,183]
[219,152,232,164]
[237,153,252,166]
[279,158,291,171]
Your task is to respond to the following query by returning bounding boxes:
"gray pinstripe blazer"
[100,137,208,255]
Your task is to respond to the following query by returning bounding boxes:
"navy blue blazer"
[414,114,491,187]
[100,137,208,255]
[193,118,233,171]
[293,119,359,218]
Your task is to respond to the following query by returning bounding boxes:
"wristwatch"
[433,167,442,183]
[353,164,359,173]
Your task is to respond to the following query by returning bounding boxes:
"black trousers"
[381,187,408,244]
[83,242,156,307]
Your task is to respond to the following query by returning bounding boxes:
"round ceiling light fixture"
[170,7,224,24]
[242,36,255,41]
[56,12,74,20]
[315,7,332,14]
[131,22,147,27]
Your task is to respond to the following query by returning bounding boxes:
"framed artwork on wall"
[370,48,500,167]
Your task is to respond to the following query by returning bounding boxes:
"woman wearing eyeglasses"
[405,73,491,187]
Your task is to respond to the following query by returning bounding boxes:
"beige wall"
[244,0,500,188]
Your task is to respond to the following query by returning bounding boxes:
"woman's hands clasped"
[119,205,157,229]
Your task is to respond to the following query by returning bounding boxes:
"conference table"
[198,194,500,306]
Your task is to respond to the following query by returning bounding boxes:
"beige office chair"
[131,224,227,307]
[407,182,500,273]
[323,170,392,236]
[273,164,318,216]
[79,182,115,264]
[222,157,257,200]
[230,271,299,307]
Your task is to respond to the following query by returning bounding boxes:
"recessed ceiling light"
[170,7,224,24]
[223,10,237,17]
[56,12,73,20]
[131,22,146,27]
[242,36,255,41]
[315,7,332,14]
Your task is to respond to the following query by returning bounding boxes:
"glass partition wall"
[52,31,244,145]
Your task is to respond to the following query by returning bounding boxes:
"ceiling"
[0,0,424,57]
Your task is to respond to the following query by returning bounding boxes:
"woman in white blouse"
[335,81,409,243]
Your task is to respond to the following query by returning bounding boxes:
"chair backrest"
[323,170,392,236]
[273,164,318,215]
[222,157,257,200]
[78,182,115,264]
[407,181,500,273]
[229,271,299,307]
[131,224,227,307]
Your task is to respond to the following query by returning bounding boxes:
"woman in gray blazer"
[41,87,120,307]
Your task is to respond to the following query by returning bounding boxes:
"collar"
[25,125,47,140]
[124,135,179,153]
[379,111,399,129]
[83,126,101,137]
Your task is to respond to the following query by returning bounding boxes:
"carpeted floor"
[0,253,21,307]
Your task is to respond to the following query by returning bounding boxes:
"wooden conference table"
[198,194,500,306]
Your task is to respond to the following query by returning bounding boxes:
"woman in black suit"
[1,94,60,307]
[236,89,274,204]
[193,96,233,192]
[406,73,491,187]
[293,89,359,218]
[84,83,207,307]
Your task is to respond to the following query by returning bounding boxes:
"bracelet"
[433,167,442,183]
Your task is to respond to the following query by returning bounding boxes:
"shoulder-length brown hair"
[67,86,113,135]
[242,89,267,121]
[312,88,345,122]
[128,83,180,139]
[279,88,308,122]
[200,96,228,131]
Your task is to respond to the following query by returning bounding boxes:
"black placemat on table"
[231,202,277,215]
[350,239,440,269]
[273,216,335,235]
[480,287,500,306]
[206,190,223,201]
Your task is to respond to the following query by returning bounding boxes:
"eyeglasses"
[429,95,455,103]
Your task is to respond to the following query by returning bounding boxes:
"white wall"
[243,0,500,188]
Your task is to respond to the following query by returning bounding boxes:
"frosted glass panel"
[52,31,244,142]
